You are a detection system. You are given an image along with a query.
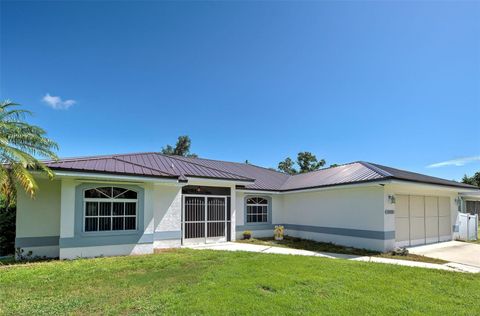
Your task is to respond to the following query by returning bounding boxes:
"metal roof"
[45,152,254,182]
[45,152,478,191]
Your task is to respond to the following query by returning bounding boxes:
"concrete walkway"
[186,242,480,273]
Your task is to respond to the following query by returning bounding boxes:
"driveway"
[408,241,480,268]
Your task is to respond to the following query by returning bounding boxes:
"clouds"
[42,93,76,110]
[427,156,480,168]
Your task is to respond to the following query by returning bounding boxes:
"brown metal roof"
[45,152,477,191]
[45,152,255,182]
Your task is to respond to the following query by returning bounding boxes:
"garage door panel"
[395,194,452,248]
[425,217,439,239]
[395,195,409,218]
[410,196,424,217]
[395,218,409,242]
[410,217,425,241]
[439,216,451,236]
[425,197,438,217]
[438,197,450,217]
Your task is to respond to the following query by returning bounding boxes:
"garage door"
[395,195,451,247]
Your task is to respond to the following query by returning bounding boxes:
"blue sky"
[1,1,479,180]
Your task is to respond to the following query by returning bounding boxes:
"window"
[84,187,138,232]
[246,197,268,223]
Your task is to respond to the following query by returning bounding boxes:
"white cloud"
[42,93,76,110]
[427,156,480,168]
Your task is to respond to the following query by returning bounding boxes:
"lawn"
[1,249,479,315]
[238,237,447,264]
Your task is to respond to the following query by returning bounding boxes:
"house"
[15,152,479,259]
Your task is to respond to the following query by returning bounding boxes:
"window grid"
[83,187,138,232]
[246,197,268,223]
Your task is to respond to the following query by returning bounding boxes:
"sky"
[1,1,479,181]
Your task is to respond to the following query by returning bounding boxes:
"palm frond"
[0,100,58,199]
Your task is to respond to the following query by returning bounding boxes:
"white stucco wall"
[153,185,182,248]
[280,186,388,251]
[16,179,61,257]
[16,179,61,237]
[60,179,75,238]
[281,186,385,229]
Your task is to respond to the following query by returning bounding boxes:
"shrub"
[243,230,252,240]
[391,247,409,256]
[0,206,16,256]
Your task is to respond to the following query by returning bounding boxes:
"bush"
[243,230,252,240]
[391,247,409,256]
[0,206,16,256]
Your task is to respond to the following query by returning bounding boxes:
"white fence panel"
[458,213,478,241]
[468,214,478,241]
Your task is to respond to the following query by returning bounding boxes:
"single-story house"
[15,152,479,259]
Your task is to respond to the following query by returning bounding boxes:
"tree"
[0,101,58,206]
[161,135,197,158]
[278,152,328,174]
[278,157,298,175]
[462,172,480,187]
[297,152,325,173]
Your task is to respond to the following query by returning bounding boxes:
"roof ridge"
[288,161,360,177]
[112,157,178,177]
[173,155,290,177]
[42,151,162,163]
[163,154,254,181]
[367,162,466,183]
[357,161,393,177]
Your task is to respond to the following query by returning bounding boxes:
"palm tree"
[0,100,58,205]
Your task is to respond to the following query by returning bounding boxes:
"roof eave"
[47,169,180,183]
[388,178,480,191]
[185,175,255,184]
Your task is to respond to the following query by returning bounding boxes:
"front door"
[183,195,227,245]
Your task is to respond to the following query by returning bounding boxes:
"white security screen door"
[183,195,227,244]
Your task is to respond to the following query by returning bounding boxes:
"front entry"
[182,195,228,245]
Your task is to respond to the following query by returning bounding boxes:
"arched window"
[84,187,138,232]
[246,197,268,223]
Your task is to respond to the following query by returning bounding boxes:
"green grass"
[1,249,479,315]
[238,236,378,256]
[238,237,447,264]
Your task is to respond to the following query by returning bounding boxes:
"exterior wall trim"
[236,223,395,240]
[154,231,181,240]
[15,236,60,248]
[236,224,275,231]
[60,233,153,248]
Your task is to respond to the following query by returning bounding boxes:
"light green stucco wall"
[16,179,61,238]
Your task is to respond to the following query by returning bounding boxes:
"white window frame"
[246,197,269,223]
[83,187,138,233]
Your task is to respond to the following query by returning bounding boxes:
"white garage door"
[395,195,452,247]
